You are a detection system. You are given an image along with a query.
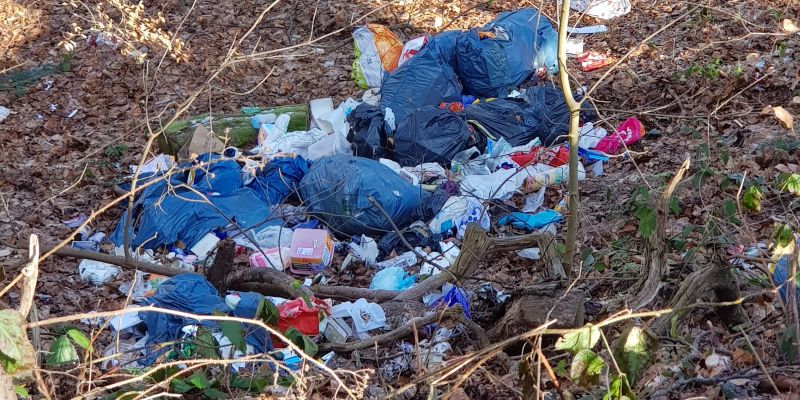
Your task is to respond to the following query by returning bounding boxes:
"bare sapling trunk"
[556,0,581,278]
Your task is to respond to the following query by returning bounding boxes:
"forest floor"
[2,0,800,398]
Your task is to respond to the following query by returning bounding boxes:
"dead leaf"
[733,347,755,367]
[763,106,795,130]
[782,19,800,34]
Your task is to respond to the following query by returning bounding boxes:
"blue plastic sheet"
[393,106,484,167]
[455,8,558,98]
[139,274,230,365]
[299,155,430,235]
[370,267,416,290]
[110,155,273,250]
[498,209,562,231]
[247,155,309,206]
[380,31,464,131]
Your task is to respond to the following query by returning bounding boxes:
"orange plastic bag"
[367,24,403,73]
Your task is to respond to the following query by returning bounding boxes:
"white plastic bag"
[79,259,121,285]
[571,0,631,19]
[428,196,491,238]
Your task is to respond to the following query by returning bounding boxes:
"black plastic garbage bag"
[380,31,464,131]
[347,103,387,159]
[393,106,485,167]
[455,8,558,98]
[465,86,596,146]
[299,155,430,236]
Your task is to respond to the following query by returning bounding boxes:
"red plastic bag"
[273,297,330,347]
[594,117,645,154]
[509,146,569,168]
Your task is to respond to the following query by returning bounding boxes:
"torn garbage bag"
[347,103,387,159]
[139,274,230,365]
[299,155,432,235]
[380,31,463,131]
[247,155,308,206]
[455,8,558,97]
[393,106,485,167]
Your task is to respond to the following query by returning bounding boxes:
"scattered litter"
[476,283,510,304]
[571,0,631,19]
[0,106,11,122]
[330,298,387,334]
[498,210,563,231]
[289,228,333,275]
[374,251,419,271]
[517,247,541,260]
[370,266,415,290]
[566,25,609,34]
[352,24,403,88]
[398,36,428,66]
[594,117,646,154]
[249,247,291,270]
[78,259,121,285]
[578,51,612,72]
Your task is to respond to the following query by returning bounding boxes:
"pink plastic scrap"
[593,117,646,154]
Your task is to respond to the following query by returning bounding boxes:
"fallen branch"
[393,224,542,302]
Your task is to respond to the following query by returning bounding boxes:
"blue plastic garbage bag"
[455,8,558,97]
[347,103,387,159]
[232,292,273,353]
[299,155,430,235]
[193,153,243,194]
[247,155,308,206]
[380,31,463,131]
[111,187,271,250]
[393,106,485,167]
[498,209,562,231]
[139,274,230,365]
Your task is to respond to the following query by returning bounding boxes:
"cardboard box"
[289,229,333,275]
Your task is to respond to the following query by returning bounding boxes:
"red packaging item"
[510,147,543,168]
[509,146,570,168]
[594,117,646,154]
[577,51,611,72]
[273,297,330,347]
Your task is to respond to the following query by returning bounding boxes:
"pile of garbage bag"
[68,6,650,378]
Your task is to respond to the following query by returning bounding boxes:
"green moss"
[159,104,309,154]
